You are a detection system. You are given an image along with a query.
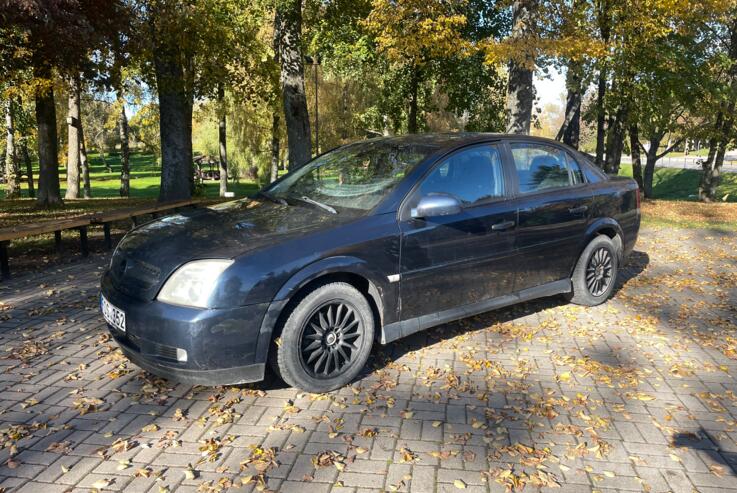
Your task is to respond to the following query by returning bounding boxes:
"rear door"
[398,143,517,320]
[507,141,592,290]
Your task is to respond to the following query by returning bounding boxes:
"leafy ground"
[0,225,736,492]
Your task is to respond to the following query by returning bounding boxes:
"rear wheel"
[568,235,619,306]
[275,282,374,393]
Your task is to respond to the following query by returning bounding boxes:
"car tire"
[568,235,619,306]
[275,282,374,393]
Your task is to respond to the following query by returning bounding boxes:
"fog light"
[176,348,188,362]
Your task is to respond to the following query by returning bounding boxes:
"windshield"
[266,140,435,211]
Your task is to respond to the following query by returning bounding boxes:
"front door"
[399,144,517,321]
[508,142,592,290]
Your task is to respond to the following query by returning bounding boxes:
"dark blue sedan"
[100,133,640,392]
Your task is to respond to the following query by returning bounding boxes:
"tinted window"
[565,153,585,184]
[510,143,572,193]
[268,140,435,211]
[417,145,504,205]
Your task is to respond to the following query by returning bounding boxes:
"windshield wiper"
[257,190,288,206]
[294,196,337,214]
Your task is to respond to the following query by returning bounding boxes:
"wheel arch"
[254,257,388,365]
[572,218,625,276]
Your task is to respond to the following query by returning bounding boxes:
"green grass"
[618,164,737,202]
[0,150,260,201]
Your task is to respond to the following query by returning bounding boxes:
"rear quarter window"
[575,152,608,183]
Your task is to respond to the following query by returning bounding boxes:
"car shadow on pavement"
[672,428,737,476]
[366,249,650,377]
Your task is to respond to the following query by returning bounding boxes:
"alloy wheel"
[299,301,363,379]
[585,247,613,297]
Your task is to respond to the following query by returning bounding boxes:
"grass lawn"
[618,164,737,202]
[0,150,260,201]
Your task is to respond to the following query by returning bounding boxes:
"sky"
[534,66,566,111]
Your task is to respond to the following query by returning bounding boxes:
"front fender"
[253,256,396,365]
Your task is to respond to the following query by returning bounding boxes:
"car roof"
[366,132,571,152]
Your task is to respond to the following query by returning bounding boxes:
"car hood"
[107,198,353,301]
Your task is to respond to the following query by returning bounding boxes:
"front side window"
[511,143,573,193]
[416,145,505,206]
[267,140,435,211]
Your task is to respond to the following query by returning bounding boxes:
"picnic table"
[0,199,200,280]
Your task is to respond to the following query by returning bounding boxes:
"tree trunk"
[629,124,643,190]
[556,60,583,149]
[604,102,627,174]
[505,0,534,135]
[698,114,722,201]
[408,67,419,133]
[217,84,228,196]
[275,0,311,170]
[65,76,81,199]
[271,111,280,183]
[21,139,34,198]
[643,136,661,199]
[154,37,193,201]
[118,94,130,197]
[79,111,91,198]
[35,80,62,207]
[4,100,20,198]
[701,16,737,201]
[595,67,607,168]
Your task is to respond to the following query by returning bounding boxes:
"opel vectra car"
[100,133,640,392]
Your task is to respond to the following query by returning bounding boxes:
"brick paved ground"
[0,226,736,493]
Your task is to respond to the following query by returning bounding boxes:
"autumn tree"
[275,0,312,169]
[0,0,125,206]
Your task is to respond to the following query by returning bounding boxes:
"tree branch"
[656,137,685,160]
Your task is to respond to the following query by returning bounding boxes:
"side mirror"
[411,193,462,219]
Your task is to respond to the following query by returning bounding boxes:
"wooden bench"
[89,199,200,249]
[0,199,201,280]
[0,216,92,279]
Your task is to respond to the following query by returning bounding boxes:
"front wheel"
[275,282,374,393]
[568,235,619,306]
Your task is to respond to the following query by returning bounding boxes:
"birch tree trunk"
[275,0,311,170]
[629,124,643,190]
[217,84,228,197]
[79,120,91,198]
[556,61,583,149]
[594,69,607,167]
[117,93,130,197]
[35,78,62,207]
[604,101,627,174]
[408,67,420,133]
[271,111,280,183]
[65,76,81,199]
[21,139,34,198]
[643,136,662,199]
[4,100,20,198]
[505,0,534,135]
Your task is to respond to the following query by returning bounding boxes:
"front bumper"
[101,271,269,386]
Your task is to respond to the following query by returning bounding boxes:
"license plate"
[101,294,126,332]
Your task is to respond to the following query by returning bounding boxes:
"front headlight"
[157,259,233,308]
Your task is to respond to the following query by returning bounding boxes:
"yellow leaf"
[454,479,467,489]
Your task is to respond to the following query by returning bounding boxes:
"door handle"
[568,205,588,214]
[491,220,516,231]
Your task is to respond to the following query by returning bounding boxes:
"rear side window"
[565,153,585,184]
[510,143,573,193]
[416,145,505,206]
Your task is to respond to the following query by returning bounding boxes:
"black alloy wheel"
[299,301,364,378]
[585,247,613,297]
